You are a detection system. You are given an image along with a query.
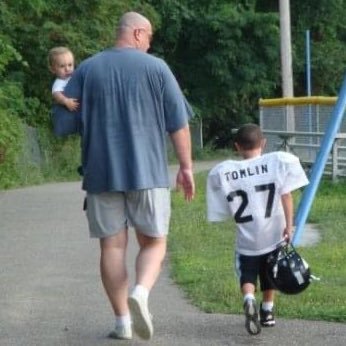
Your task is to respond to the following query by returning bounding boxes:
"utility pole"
[279,0,294,98]
[279,0,295,134]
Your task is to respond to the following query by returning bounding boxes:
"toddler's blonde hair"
[48,46,73,69]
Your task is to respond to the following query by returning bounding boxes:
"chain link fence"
[259,97,346,180]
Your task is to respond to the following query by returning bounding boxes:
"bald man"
[57,12,195,340]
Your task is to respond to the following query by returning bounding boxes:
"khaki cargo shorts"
[86,188,171,238]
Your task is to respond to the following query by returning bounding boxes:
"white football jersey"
[207,152,309,256]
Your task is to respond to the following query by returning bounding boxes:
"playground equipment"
[259,96,346,181]
[260,74,346,245]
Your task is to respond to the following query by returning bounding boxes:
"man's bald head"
[115,12,153,52]
[117,12,150,37]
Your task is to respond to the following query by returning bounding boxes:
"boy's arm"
[52,91,79,111]
[281,192,294,242]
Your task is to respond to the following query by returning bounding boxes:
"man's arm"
[169,125,195,201]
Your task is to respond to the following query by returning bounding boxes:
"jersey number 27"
[226,183,275,223]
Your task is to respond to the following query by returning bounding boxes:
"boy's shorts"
[86,188,171,239]
[235,250,277,291]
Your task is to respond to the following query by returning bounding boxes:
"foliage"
[169,172,346,322]
[38,132,82,182]
[0,0,155,128]
[150,0,280,146]
[290,0,346,96]
[1,0,346,180]
[0,38,25,76]
[0,110,25,188]
[0,1,157,188]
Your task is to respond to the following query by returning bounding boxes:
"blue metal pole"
[293,73,346,245]
[306,30,311,96]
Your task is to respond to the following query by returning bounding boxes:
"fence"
[259,96,346,181]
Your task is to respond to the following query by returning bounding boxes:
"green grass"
[169,172,346,322]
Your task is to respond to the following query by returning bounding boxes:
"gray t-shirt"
[64,48,193,193]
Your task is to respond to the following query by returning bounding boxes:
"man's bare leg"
[135,233,167,289]
[100,230,129,316]
[128,232,167,340]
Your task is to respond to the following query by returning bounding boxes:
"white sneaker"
[128,292,153,340]
[108,324,132,340]
[244,299,261,335]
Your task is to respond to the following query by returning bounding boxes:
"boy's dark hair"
[235,123,263,150]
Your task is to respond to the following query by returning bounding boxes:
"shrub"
[0,109,25,188]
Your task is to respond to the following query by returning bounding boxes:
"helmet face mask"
[266,243,311,295]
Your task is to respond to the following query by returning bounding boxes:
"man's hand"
[176,167,195,201]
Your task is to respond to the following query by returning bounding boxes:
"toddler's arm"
[53,91,79,112]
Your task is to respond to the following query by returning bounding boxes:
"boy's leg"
[242,284,261,335]
[260,252,276,327]
[263,289,275,302]
[236,253,261,335]
[260,289,276,327]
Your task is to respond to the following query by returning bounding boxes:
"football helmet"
[266,243,312,295]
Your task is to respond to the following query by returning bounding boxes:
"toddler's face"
[51,52,75,80]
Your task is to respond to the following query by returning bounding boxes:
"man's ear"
[234,142,241,152]
[134,28,141,42]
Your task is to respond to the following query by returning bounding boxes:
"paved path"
[0,161,345,345]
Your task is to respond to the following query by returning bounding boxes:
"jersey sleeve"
[278,152,309,194]
[206,166,231,222]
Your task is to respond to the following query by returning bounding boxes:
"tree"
[150,0,280,146]
[290,0,346,95]
[1,0,346,147]
[0,0,157,127]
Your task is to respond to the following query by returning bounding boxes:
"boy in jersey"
[206,123,309,335]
